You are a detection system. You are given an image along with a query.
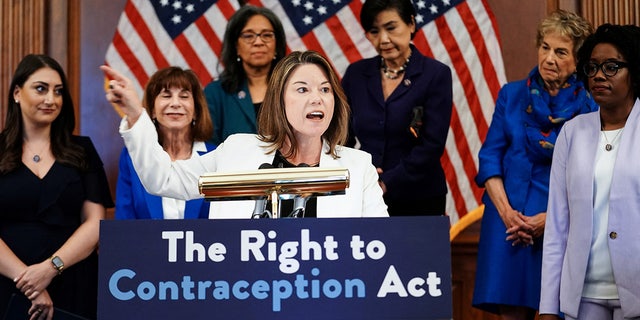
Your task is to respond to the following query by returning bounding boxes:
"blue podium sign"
[98,217,451,319]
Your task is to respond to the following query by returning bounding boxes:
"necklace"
[381,53,411,80]
[24,141,50,163]
[602,128,623,151]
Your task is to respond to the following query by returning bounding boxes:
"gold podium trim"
[198,167,350,201]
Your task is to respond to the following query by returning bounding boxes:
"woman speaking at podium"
[102,51,388,219]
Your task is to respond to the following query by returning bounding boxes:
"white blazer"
[120,111,388,219]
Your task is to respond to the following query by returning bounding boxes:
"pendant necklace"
[602,127,623,152]
[381,53,411,80]
[24,141,50,163]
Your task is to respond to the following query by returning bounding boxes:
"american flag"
[104,0,507,227]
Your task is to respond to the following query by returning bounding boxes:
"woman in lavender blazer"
[540,24,640,320]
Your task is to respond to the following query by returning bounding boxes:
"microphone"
[288,162,310,218]
[251,163,274,219]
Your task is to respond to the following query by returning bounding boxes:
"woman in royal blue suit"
[115,67,215,220]
[473,11,597,320]
[342,0,453,216]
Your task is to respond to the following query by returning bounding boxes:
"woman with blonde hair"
[473,10,597,319]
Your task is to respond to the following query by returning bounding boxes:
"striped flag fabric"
[104,0,507,227]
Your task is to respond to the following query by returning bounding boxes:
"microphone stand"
[288,195,309,218]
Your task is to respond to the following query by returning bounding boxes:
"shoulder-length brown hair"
[257,50,350,159]
[142,67,213,144]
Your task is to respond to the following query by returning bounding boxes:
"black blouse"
[0,136,114,319]
[269,150,318,218]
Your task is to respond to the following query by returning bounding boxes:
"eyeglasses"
[239,31,275,44]
[583,61,629,77]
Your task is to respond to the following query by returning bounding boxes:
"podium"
[98,217,452,319]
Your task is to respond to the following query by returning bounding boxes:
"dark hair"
[0,54,85,174]
[142,66,213,144]
[577,24,640,99]
[360,0,417,39]
[219,5,286,94]
[258,51,349,159]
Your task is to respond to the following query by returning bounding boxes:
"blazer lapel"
[235,82,257,127]
[317,144,351,216]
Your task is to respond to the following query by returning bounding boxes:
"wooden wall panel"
[0,0,46,131]
[581,0,640,26]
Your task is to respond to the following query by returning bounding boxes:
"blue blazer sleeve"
[115,147,144,219]
[475,84,513,186]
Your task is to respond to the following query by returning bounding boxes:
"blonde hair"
[536,9,594,56]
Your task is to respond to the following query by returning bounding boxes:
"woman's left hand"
[505,225,534,246]
[522,212,546,238]
[29,289,53,320]
[14,261,57,300]
[506,212,546,246]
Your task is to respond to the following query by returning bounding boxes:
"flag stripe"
[435,18,488,140]
[194,17,222,67]
[457,1,501,107]
[173,34,211,85]
[441,149,466,224]
[112,31,149,87]
[125,1,168,70]
[324,15,362,64]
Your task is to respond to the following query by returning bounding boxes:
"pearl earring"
[237,56,241,62]
[15,100,19,104]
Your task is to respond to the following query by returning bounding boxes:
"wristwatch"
[50,256,64,274]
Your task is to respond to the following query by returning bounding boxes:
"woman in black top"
[0,54,113,320]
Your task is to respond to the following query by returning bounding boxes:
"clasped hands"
[501,209,546,247]
[14,261,57,320]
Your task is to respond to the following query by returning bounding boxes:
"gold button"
[609,231,618,239]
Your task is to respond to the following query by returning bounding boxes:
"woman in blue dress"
[472,10,597,319]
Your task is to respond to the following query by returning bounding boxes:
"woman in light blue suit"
[540,24,640,320]
[115,67,215,220]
